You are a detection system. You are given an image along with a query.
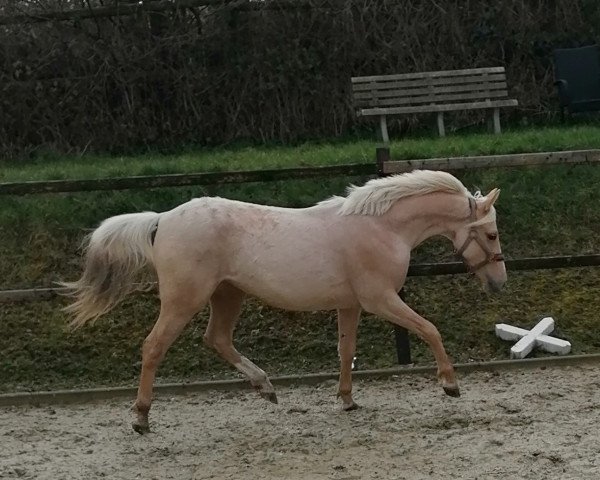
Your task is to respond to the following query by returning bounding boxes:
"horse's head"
[453,188,507,293]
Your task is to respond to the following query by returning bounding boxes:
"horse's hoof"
[260,391,278,404]
[443,385,461,398]
[342,401,360,411]
[132,422,150,435]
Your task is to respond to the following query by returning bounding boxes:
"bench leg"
[436,112,445,137]
[379,115,389,144]
[492,108,501,134]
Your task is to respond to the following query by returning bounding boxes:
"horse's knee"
[420,323,442,344]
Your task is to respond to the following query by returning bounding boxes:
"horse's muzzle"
[486,277,506,293]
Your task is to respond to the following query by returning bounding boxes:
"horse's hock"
[352,67,519,141]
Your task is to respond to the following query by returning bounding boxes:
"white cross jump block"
[495,317,571,359]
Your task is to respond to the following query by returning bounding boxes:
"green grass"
[2,125,600,392]
[2,124,600,182]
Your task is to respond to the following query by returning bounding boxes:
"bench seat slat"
[352,73,506,92]
[354,89,510,108]
[358,99,519,116]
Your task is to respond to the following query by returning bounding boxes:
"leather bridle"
[455,197,505,273]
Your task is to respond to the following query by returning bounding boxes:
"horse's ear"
[482,188,500,213]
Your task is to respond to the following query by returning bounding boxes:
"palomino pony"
[62,169,506,434]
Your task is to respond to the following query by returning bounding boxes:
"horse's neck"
[384,192,470,248]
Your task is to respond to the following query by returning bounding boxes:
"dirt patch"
[1,365,599,480]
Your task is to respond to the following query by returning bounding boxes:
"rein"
[454,197,504,273]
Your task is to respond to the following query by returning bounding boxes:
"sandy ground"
[1,365,599,480]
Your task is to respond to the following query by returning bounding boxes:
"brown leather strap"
[455,197,504,273]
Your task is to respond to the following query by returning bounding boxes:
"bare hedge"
[0,0,598,157]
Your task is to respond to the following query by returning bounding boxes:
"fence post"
[394,289,412,365]
[375,146,390,176]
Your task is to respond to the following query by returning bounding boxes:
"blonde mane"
[318,170,470,216]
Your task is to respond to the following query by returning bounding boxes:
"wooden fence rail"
[2,254,599,303]
[0,164,376,195]
[378,148,600,175]
[3,149,599,196]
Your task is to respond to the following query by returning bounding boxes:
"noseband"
[455,197,505,273]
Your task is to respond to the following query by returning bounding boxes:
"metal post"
[394,288,412,365]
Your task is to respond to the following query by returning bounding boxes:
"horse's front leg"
[337,307,361,410]
[365,291,459,397]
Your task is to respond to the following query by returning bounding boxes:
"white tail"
[61,211,160,328]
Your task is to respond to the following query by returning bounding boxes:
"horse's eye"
[487,233,498,241]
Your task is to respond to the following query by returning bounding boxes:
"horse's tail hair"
[60,211,161,329]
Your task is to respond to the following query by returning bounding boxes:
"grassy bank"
[1,126,600,392]
[2,125,600,182]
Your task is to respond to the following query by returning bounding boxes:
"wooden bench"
[351,67,518,142]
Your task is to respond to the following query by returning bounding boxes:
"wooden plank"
[407,254,600,276]
[351,67,505,84]
[0,163,377,196]
[359,98,518,116]
[355,89,509,108]
[4,254,600,303]
[0,287,63,302]
[382,149,600,175]
[353,81,508,100]
[0,284,156,303]
[352,73,506,92]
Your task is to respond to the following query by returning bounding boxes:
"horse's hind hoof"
[443,385,461,398]
[260,391,278,404]
[132,421,150,435]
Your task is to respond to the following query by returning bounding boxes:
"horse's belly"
[229,271,356,312]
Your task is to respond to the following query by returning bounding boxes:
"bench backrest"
[352,67,512,114]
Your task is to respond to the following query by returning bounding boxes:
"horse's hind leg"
[204,282,278,404]
[132,277,215,434]
[337,307,361,411]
